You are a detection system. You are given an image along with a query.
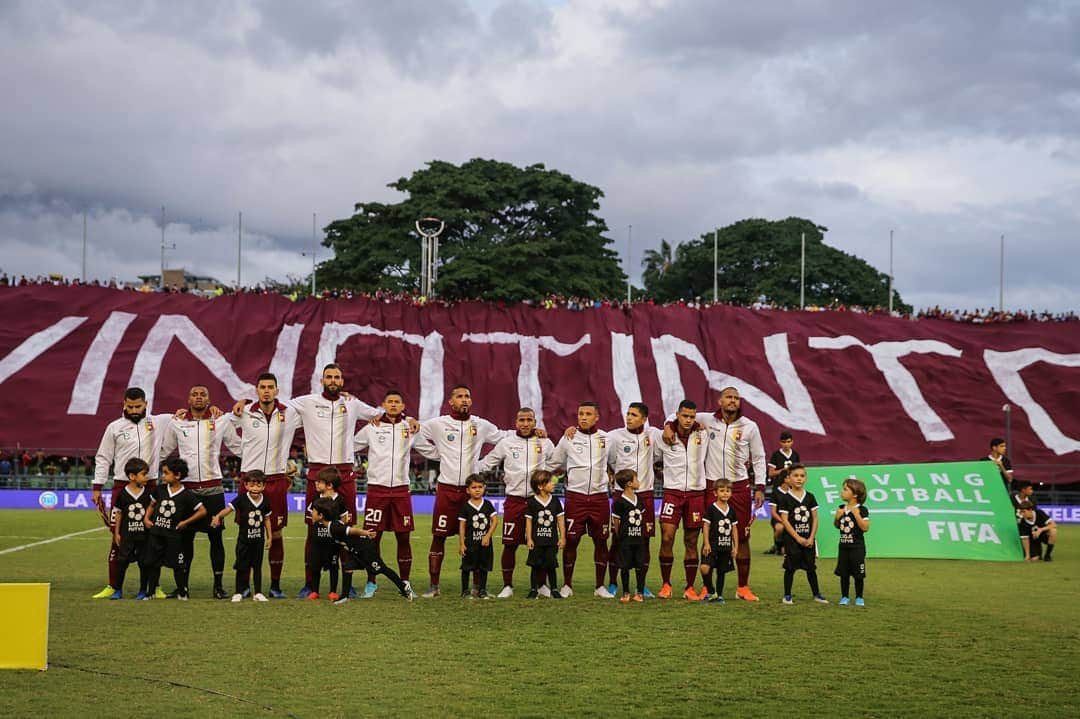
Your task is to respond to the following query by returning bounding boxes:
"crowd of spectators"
[3,272,1076,323]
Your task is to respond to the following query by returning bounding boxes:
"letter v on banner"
[461,332,591,426]
[650,333,825,433]
[128,315,269,410]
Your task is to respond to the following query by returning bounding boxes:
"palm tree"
[641,238,673,289]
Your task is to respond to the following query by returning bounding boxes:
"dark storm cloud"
[0,0,1075,310]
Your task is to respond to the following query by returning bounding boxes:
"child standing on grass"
[308,498,415,602]
[766,431,800,555]
[525,469,565,599]
[110,458,153,600]
[611,469,647,602]
[459,474,498,599]
[833,478,870,606]
[143,458,206,600]
[778,464,827,605]
[700,478,739,603]
[305,468,350,601]
[211,469,273,602]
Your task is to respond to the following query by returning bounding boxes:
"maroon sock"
[396,536,412,582]
[683,558,699,589]
[268,536,284,583]
[108,541,120,588]
[659,553,674,585]
[563,546,577,586]
[501,546,516,587]
[736,556,750,587]
[593,541,608,588]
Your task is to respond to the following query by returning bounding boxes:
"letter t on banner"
[462,332,591,427]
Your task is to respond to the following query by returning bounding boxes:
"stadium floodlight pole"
[713,229,718,302]
[800,232,806,310]
[416,217,445,297]
[627,224,632,303]
[82,211,87,282]
[999,234,1005,311]
[1003,403,1012,459]
[159,206,175,291]
[237,211,242,288]
[888,229,894,315]
[311,213,317,296]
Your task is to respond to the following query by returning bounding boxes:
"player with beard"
[222,373,295,598]
[656,400,709,600]
[161,385,234,599]
[479,407,556,598]
[413,385,508,598]
[91,387,173,599]
[280,364,381,598]
[548,401,614,599]
[665,386,767,601]
[353,389,423,598]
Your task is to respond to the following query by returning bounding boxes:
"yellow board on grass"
[0,583,50,670]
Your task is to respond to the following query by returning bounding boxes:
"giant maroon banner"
[1,286,1077,476]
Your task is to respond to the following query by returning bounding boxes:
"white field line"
[0,526,105,555]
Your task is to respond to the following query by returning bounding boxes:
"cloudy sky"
[1,0,1077,310]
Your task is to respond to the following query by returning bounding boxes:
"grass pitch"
[0,510,1077,718]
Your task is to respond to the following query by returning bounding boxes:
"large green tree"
[318,159,626,300]
[643,217,909,311]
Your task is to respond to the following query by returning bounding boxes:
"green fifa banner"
[806,461,1023,561]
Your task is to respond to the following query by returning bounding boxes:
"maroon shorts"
[242,472,290,529]
[660,488,705,529]
[432,484,468,537]
[639,490,657,538]
[727,481,755,541]
[307,464,357,525]
[363,485,414,533]
[563,492,610,541]
[501,495,528,546]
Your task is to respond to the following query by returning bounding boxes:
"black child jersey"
[308,494,349,541]
[1019,508,1052,538]
[459,499,497,549]
[525,496,564,546]
[780,490,818,539]
[703,502,738,552]
[114,486,153,538]
[612,494,646,545]
[836,505,869,549]
[149,485,203,535]
[229,493,272,544]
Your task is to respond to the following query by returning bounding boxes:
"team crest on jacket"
[733,429,742,441]
[146,419,154,431]
[598,438,606,449]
